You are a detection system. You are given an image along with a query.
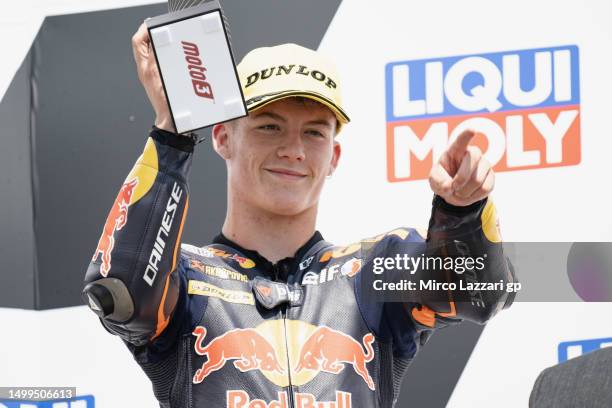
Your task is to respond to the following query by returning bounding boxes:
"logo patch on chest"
[188,280,255,305]
[189,259,249,282]
[302,258,363,285]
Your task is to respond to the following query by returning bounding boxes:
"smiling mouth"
[265,168,308,180]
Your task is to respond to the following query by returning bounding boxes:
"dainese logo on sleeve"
[385,45,580,181]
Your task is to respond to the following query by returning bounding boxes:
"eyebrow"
[253,111,334,128]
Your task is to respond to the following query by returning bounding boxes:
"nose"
[277,130,306,161]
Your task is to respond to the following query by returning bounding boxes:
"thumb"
[429,162,453,197]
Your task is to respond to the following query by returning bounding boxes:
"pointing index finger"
[448,129,476,158]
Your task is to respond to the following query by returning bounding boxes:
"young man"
[83,23,516,408]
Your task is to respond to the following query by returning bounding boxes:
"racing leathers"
[83,127,516,408]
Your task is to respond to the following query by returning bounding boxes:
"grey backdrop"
[0,1,484,406]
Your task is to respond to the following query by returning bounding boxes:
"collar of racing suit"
[212,230,324,282]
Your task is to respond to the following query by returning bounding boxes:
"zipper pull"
[252,277,304,309]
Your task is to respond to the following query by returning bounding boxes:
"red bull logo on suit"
[91,137,163,278]
[192,326,285,383]
[91,177,138,276]
[227,390,352,408]
[191,321,376,406]
[295,327,375,390]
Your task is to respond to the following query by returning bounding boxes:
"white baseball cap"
[237,43,350,131]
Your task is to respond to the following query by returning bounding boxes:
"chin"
[263,194,312,216]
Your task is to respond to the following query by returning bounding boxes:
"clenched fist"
[132,22,174,132]
[429,130,494,206]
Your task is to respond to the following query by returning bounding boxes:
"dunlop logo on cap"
[245,65,337,90]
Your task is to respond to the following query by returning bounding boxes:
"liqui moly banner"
[385,45,580,181]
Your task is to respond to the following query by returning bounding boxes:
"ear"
[327,140,342,176]
[212,122,232,160]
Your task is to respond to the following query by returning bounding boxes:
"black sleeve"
[415,195,517,327]
[356,196,517,359]
[83,127,194,347]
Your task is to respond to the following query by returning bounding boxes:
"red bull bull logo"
[295,327,375,390]
[192,326,284,384]
[92,178,138,276]
[227,390,352,408]
[192,321,376,398]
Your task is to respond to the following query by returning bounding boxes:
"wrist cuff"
[150,126,196,153]
[432,195,487,214]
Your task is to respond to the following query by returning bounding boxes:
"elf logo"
[385,45,580,181]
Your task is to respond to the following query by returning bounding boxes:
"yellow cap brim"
[246,90,351,130]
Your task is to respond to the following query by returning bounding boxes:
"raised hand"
[428,130,494,206]
[132,22,174,132]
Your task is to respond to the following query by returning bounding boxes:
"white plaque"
[147,1,247,134]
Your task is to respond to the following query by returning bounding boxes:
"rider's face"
[214,98,341,216]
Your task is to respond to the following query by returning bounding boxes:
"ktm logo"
[191,322,376,391]
[92,178,138,276]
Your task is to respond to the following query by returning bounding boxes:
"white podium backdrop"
[318,0,611,243]
[317,1,612,406]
